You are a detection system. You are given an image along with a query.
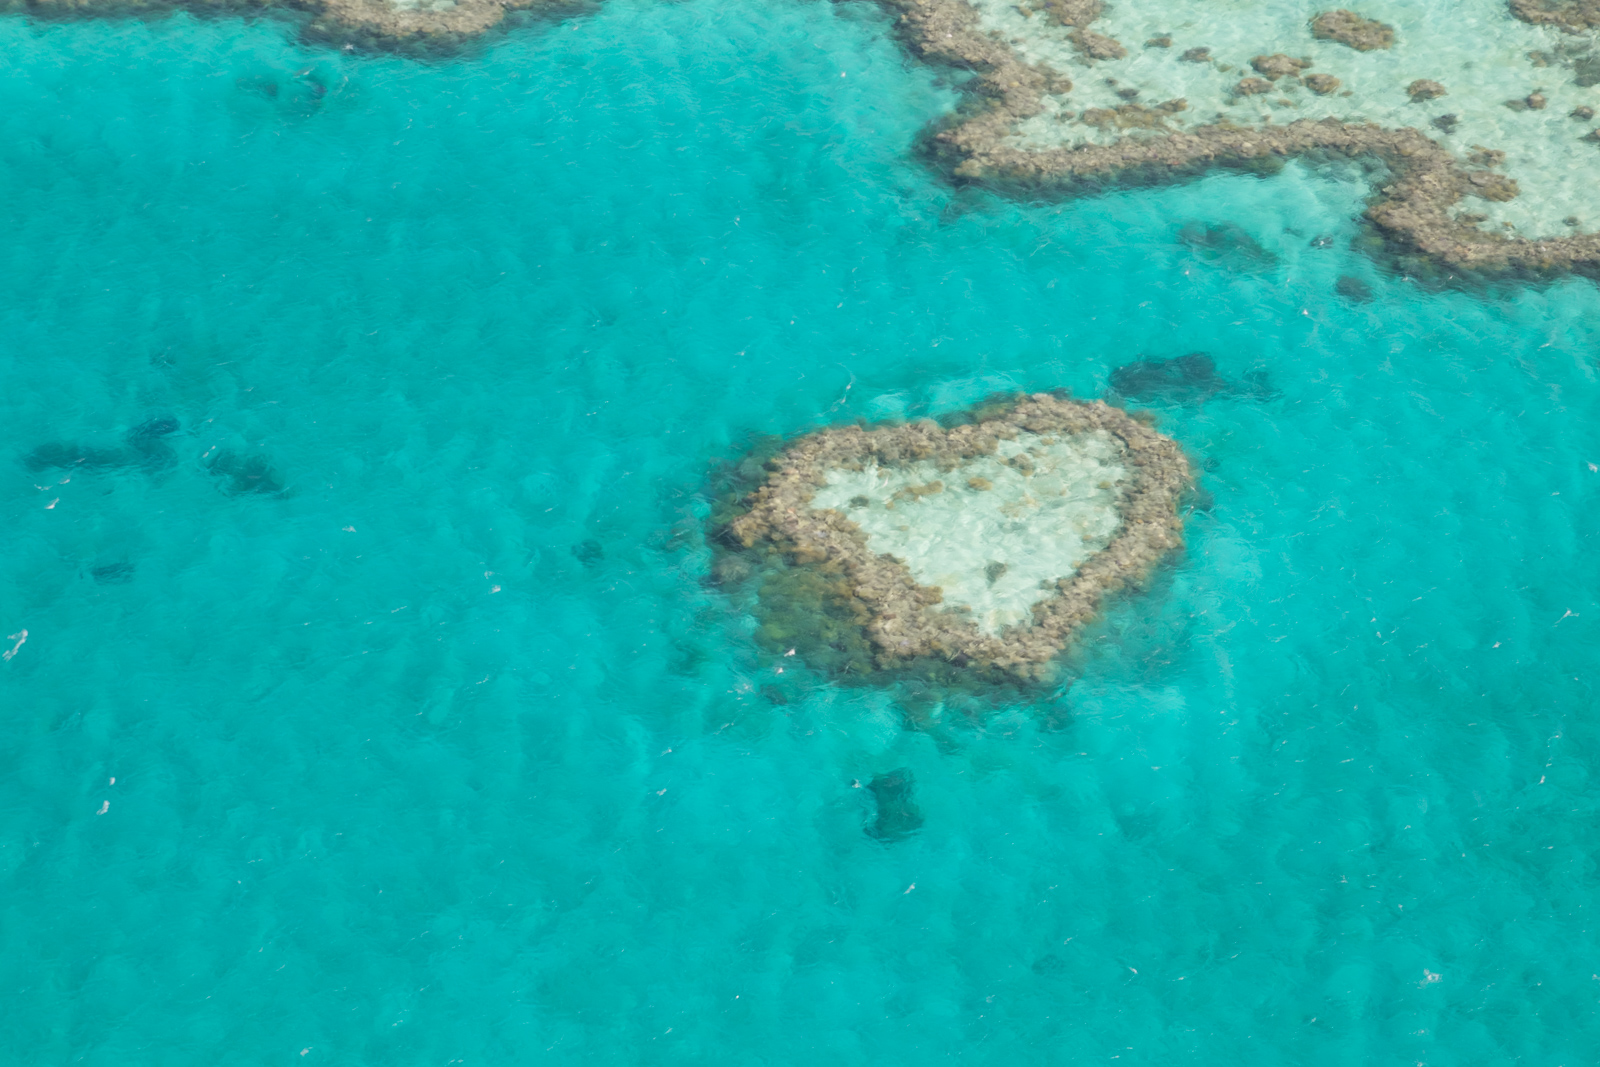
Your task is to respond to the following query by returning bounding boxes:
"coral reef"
[1510,0,1600,33]
[1039,0,1101,27]
[3,0,557,50]
[721,393,1189,681]
[879,0,1600,277]
[1071,26,1126,60]
[1310,9,1395,51]
[1251,53,1313,80]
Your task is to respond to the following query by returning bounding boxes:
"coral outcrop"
[721,393,1189,681]
[1509,0,1600,32]
[1407,79,1447,101]
[1310,9,1395,50]
[1071,26,1127,60]
[1251,53,1313,80]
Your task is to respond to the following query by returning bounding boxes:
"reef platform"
[719,393,1190,682]
[884,0,1600,276]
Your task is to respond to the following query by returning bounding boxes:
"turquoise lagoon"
[3,2,1600,1063]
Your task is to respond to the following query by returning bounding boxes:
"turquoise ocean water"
[4,2,1600,1062]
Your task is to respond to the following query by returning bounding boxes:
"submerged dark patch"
[1108,353,1274,404]
[1335,275,1375,302]
[128,415,180,440]
[233,70,329,118]
[127,416,179,471]
[750,558,883,678]
[1176,222,1279,271]
[90,562,135,585]
[866,769,924,840]
[205,450,284,495]
[25,442,128,472]
[24,415,179,474]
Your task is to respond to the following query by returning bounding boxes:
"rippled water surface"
[5,2,1600,1063]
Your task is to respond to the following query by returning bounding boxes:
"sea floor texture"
[4,2,1600,1064]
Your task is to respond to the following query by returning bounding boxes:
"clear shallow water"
[3,3,1600,1064]
[811,430,1128,636]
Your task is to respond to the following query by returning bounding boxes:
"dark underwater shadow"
[203,449,287,495]
[864,768,924,841]
[23,414,290,497]
[25,415,180,475]
[89,561,136,585]
[1175,221,1279,273]
[1106,352,1277,406]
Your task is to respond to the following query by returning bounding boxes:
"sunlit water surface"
[3,3,1600,1064]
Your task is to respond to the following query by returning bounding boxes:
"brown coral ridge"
[3,0,559,50]
[888,0,1070,120]
[725,394,1190,681]
[1310,9,1395,50]
[1510,0,1600,32]
[879,0,1600,277]
[1071,26,1126,60]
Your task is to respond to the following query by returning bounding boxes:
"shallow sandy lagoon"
[811,430,1128,635]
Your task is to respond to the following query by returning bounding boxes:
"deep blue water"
[4,3,1600,1063]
